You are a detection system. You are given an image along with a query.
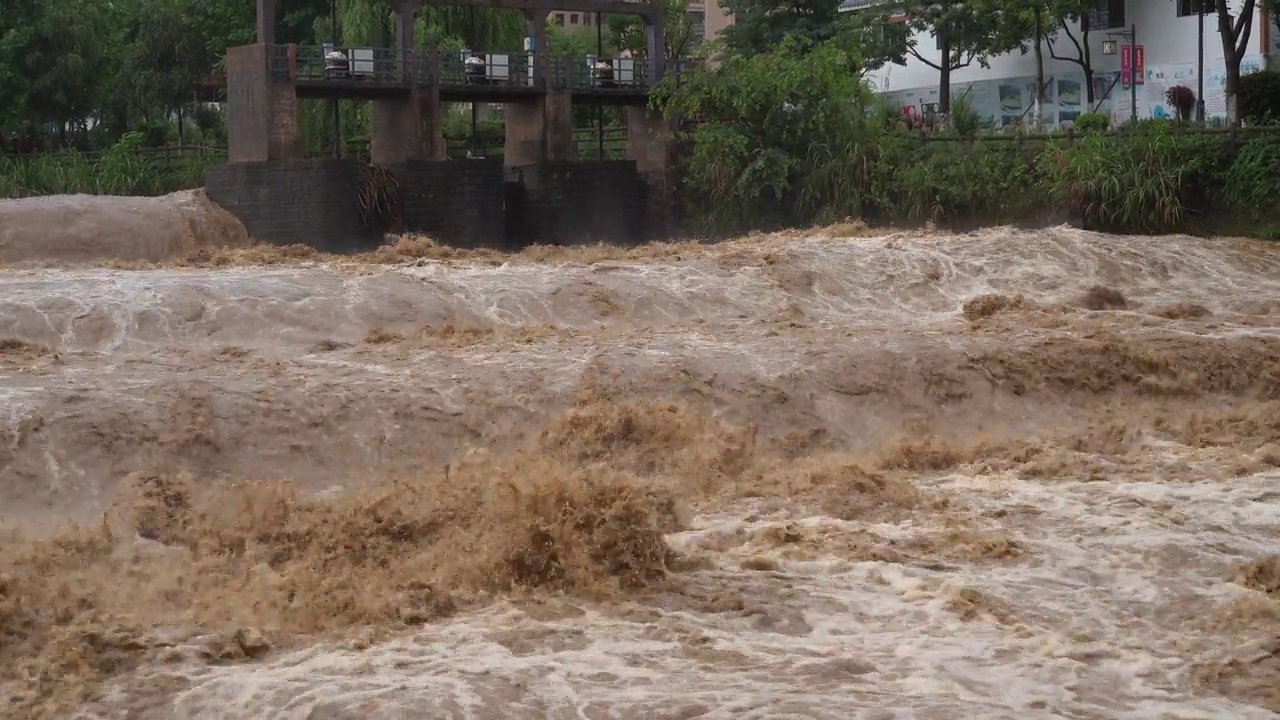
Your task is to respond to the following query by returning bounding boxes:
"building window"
[554,12,565,26]
[689,10,706,44]
[570,12,579,24]
[1084,0,1125,30]
[1177,0,1216,16]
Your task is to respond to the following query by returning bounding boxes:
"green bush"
[948,96,983,138]
[1216,133,1280,222]
[889,141,1047,224]
[1040,128,1223,232]
[655,34,883,232]
[1238,70,1280,126]
[1072,112,1110,133]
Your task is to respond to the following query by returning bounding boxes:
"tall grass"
[1039,128,1229,233]
[0,137,219,200]
[679,124,1280,237]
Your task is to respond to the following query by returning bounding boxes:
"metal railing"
[436,51,537,89]
[440,125,630,160]
[271,44,414,85]
[265,45,678,93]
[553,55,652,91]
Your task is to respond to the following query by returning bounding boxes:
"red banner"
[1119,44,1145,89]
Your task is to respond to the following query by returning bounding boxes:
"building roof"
[837,0,879,11]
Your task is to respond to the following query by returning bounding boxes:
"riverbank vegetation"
[654,37,1280,238]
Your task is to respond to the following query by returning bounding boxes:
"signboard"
[1120,44,1145,88]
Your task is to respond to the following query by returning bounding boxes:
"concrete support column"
[371,87,446,164]
[625,106,671,175]
[257,0,276,45]
[370,0,434,165]
[544,91,573,161]
[504,91,574,167]
[626,105,674,240]
[421,90,448,161]
[226,44,301,162]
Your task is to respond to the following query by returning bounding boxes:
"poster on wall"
[997,83,1023,126]
[1092,74,1117,111]
[1143,62,1198,119]
[1056,78,1082,125]
[875,71,1123,130]
[1057,79,1082,109]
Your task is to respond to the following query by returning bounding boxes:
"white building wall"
[867,0,1273,127]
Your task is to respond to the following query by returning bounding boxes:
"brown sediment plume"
[1235,556,1280,595]
[962,293,1032,321]
[1,457,680,717]
[2,226,1280,718]
[0,191,250,265]
[1078,285,1129,310]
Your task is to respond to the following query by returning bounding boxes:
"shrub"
[891,141,1047,224]
[1073,112,1110,133]
[1039,127,1223,232]
[1216,134,1280,222]
[948,95,984,137]
[655,35,884,233]
[1165,85,1196,122]
[1238,70,1280,126]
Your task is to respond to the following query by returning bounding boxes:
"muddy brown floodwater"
[1,220,1279,720]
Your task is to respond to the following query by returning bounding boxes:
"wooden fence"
[1,144,226,164]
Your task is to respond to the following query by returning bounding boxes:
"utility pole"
[331,0,340,158]
[1129,23,1137,126]
[1196,0,1206,122]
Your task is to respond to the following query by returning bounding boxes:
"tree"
[0,0,40,134]
[123,0,219,141]
[4,0,117,139]
[719,0,845,57]
[1043,0,1106,106]
[655,35,883,231]
[1030,3,1047,125]
[998,0,1055,126]
[857,0,1031,113]
[1214,0,1257,124]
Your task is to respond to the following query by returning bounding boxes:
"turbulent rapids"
[1,212,1278,719]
